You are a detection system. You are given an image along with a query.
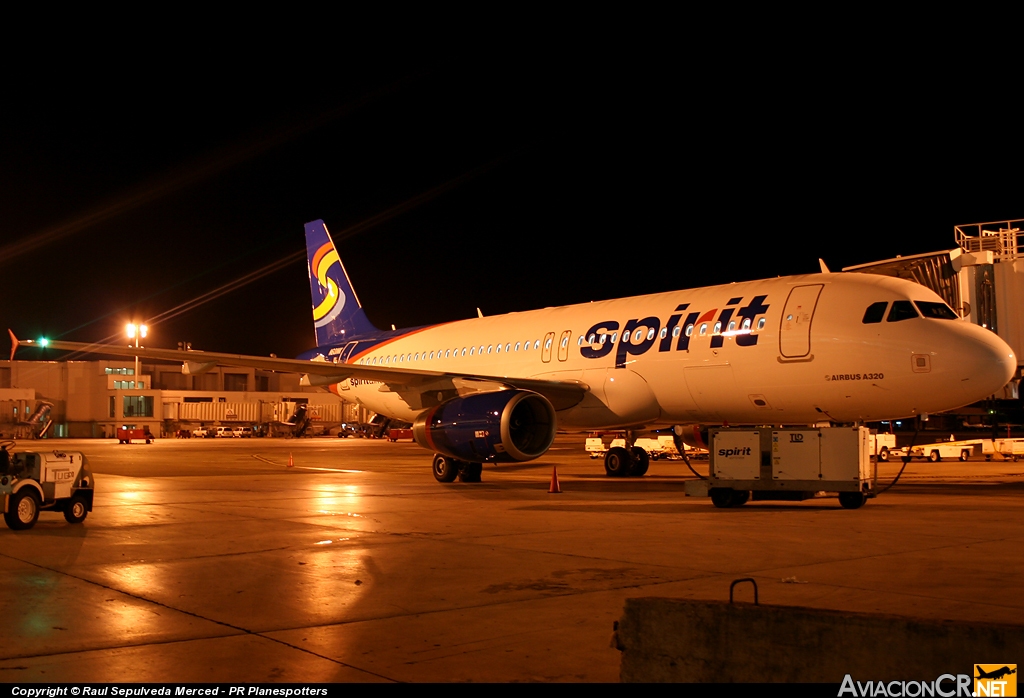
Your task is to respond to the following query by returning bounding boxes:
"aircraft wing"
[9,333,589,411]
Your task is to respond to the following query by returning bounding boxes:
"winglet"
[819,258,831,273]
[8,329,18,362]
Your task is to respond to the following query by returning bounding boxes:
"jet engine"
[413,390,556,463]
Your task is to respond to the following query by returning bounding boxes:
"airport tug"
[0,441,94,530]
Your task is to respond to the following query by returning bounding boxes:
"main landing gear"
[604,445,649,478]
[432,454,483,483]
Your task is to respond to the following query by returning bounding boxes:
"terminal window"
[123,396,153,418]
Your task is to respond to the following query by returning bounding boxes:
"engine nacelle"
[413,390,556,463]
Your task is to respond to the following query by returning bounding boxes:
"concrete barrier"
[616,598,1024,683]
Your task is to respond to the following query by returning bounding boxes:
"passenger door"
[779,284,823,359]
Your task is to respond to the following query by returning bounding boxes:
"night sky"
[3,49,1022,360]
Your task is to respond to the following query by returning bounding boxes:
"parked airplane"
[11,220,1016,483]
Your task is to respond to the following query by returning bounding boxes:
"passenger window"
[505,343,511,352]
[757,318,766,330]
[713,322,721,335]
[609,334,617,344]
[915,301,958,320]
[561,337,568,348]
[659,328,668,339]
[728,321,736,332]
[588,333,596,344]
[470,347,475,356]
[634,329,643,342]
[742,318,751,330]
[699,323,708,336]
[673,326,682,337]
[577,336,584,346]
[445,350,450,358]
[515,342,521,351]
[685,324,694,337]
[862,301,888,324]
[461,348,467,357]
[887,301,919,322]
[598,334,606,344]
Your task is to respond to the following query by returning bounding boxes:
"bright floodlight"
[140,325,148,339]
[126,323,137,339]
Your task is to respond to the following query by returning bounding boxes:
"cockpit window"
[862,302,888,324]
[915,301,958,320]
[887,300,919,322]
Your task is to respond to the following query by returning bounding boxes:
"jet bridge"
[843,219,1024,398]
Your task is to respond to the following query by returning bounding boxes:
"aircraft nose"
[958,326,1016,402]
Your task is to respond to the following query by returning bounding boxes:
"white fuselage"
[330,273,1016,429]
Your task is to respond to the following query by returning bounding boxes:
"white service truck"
[1,442,94,530]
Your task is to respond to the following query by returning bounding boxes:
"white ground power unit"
[685,426,877,509]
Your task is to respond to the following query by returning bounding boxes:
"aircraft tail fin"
[305,219,378,346]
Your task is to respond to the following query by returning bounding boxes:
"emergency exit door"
[779,284,823,358]
[542,332,555,362]
[557,330,572,361]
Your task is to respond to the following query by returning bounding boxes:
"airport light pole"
[126,323,147,389]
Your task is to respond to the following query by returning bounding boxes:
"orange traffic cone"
[549,465,561,494]
[288,453,294,468]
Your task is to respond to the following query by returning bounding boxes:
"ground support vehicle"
[387,427,414,442]
[117,427,152,444]
[587,435,680,459]
[909,437,988,462]
[869,432,897,461]
[991,438,1024,461]
[685,427,877,509]
[231,426,254,438]
[335,423,359,438]
[1,442,94,530]
[192,427,214,438]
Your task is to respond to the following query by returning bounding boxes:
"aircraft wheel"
[838,491,867,509]
[928,450,941,463]
[432,454,460,483]
[710,488,735,509]
[960,450,970,462]
[878,448,890,462]
[604,447,632,477]
[458,462,483,483]
[4,488,41,530]
[63,495,89,524]
[731,490,750,506]
[628,447,650,476]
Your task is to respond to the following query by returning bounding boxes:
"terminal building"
[0,359,359,439]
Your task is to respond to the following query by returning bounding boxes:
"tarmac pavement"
[1,435,1021,682]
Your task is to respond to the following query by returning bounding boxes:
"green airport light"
[38,338,48,347]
